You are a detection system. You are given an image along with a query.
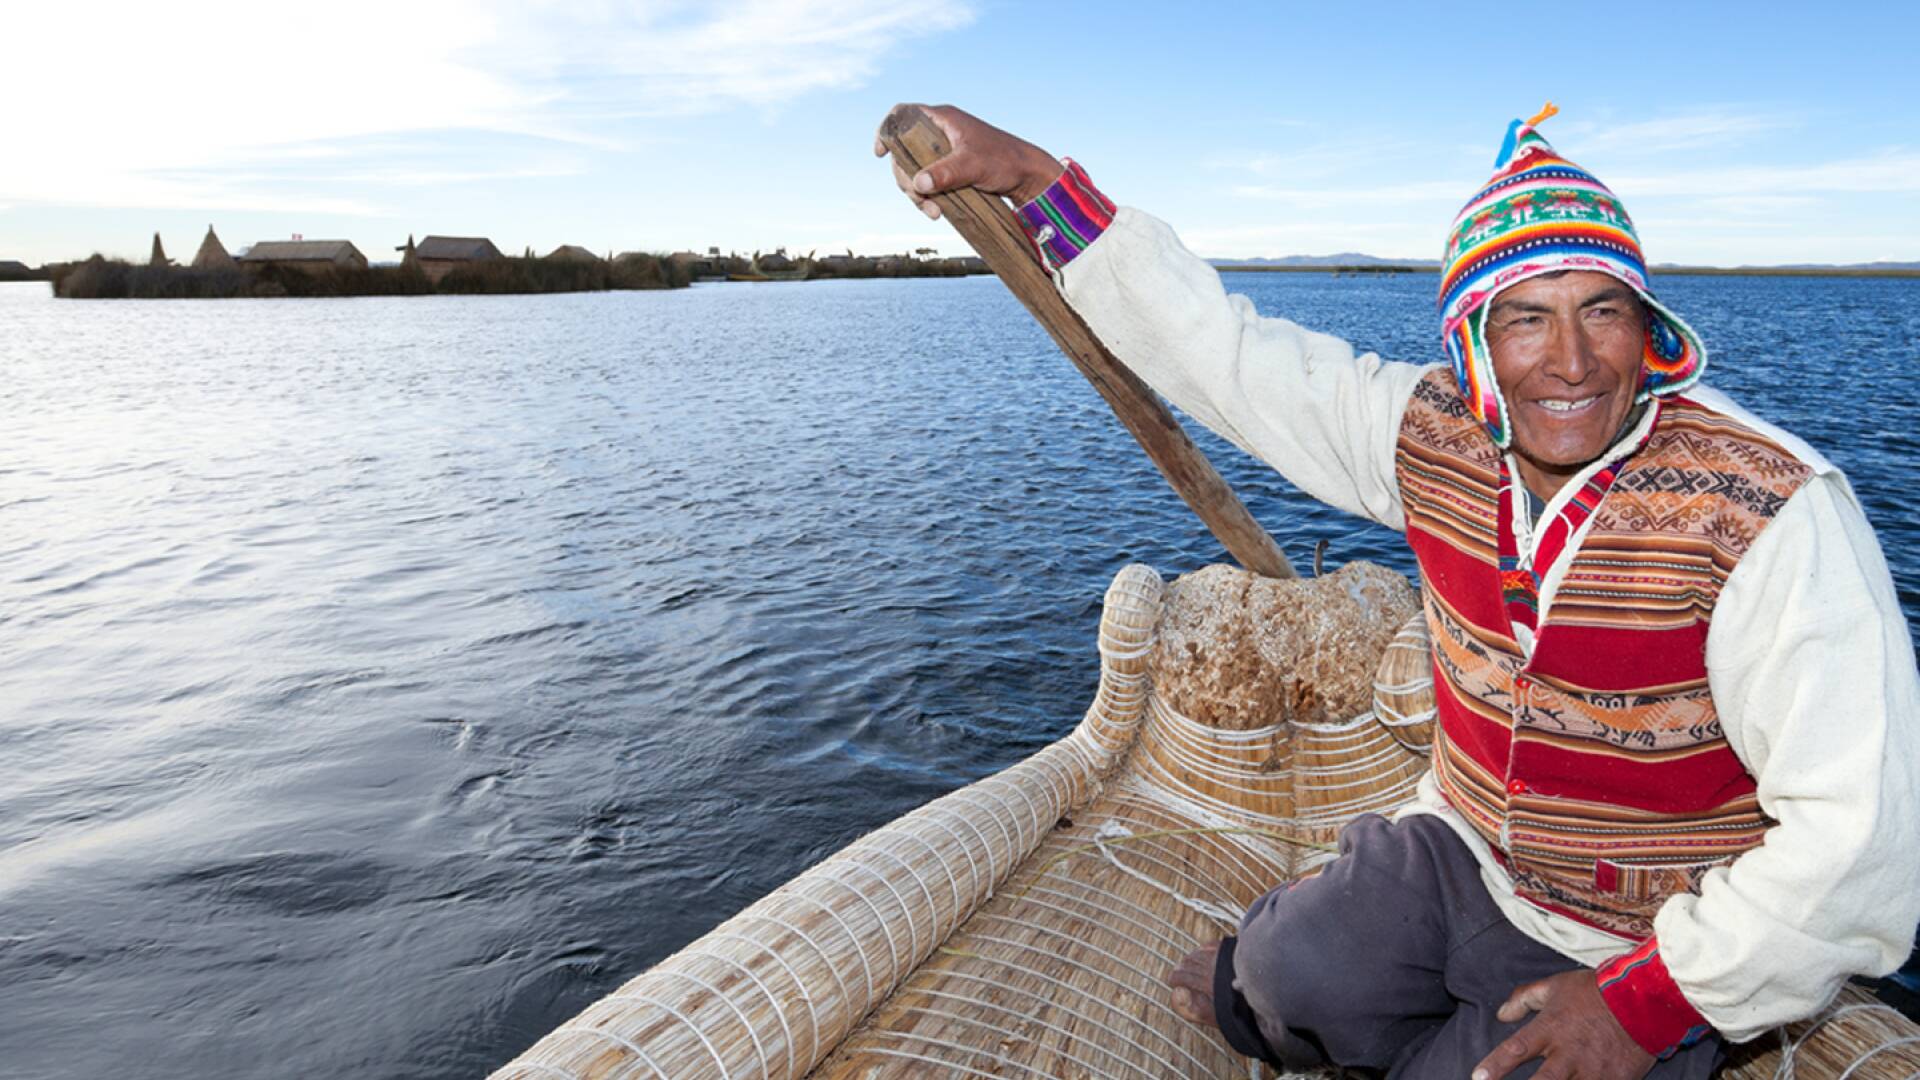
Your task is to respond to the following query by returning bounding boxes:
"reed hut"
[545,244,601,263]
[149,233,171,267]
[238,239,368,273]
[191,226,237,271]
[668,250,716,276]
[0,260,32,279]
[413,235,503,284]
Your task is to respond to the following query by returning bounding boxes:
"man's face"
[1485,270,1647,478]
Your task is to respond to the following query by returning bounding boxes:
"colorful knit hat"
[1437,104,1705,447]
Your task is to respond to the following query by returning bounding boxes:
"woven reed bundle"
[1720,987,1920,1079]
[494,562,1920,1079]
[493,564,1167,1080]
[1371,611,1435,756]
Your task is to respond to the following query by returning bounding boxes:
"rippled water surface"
[2,272,1916,1078]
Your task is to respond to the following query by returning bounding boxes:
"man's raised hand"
[1472,969,1655,1080]
[874,105,1063,220]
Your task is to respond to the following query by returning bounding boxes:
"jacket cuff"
[1212,936,1285,1067]
[1596,938,1713,1058]
[1014,158,1116,270]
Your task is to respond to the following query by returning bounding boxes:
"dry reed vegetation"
[50,253,690,299]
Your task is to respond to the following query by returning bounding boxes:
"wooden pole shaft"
[880,105,1296,579]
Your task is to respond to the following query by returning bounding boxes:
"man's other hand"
[1167,942,1221,1028]
[875,104,1063,220]
[1472,969,1655,1080]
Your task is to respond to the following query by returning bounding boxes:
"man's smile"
[1531,393,1603,414]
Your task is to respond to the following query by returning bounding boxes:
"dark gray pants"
[1229,813,1721,1079]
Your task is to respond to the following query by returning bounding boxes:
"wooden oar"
[880,104,1296,579]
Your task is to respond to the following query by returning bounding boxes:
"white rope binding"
[1767,1000,1919,1080]
[1092,820,1245,931]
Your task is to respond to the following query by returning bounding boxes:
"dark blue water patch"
[0,273,1914,1078]
[160,852,397,917]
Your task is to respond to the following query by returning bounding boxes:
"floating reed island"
[44,229,991,299]
[50,229,692,299]
[491,561,1920,1079]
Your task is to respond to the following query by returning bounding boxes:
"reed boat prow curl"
[494,562,1920,1079]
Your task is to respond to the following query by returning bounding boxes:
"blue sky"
[5,1,1917,267]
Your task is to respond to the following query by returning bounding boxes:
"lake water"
[2,271,1916,1078]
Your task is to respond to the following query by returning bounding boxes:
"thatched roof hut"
[414,236,502,261]
[413,235,503,284]
[149,233,171,267]
[667,250,719,276]
[191,226,236,271]
[545,244,601,263]
[238,240,368,273]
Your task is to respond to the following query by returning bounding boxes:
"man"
[879,104,1920,1079]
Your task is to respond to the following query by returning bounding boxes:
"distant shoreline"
[35,252,993,299]
[1214,263,1920,279]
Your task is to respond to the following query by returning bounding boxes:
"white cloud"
[1204,134,1428,180]
[485,0,975,118]
[1559,107,1800,154]
[1229,179,1464,208]
[1682,194,1821,216]
[0,0,974,213]
[1610,150,1920,198]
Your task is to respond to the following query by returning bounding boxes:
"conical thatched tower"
[191,225,236,270]
[397,234,417,268]
[149,232,170,267]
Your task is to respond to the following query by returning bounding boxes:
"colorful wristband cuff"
[1015,158,1116,270]
[1596,938,1713,1058]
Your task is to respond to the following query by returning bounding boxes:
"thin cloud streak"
[1611,150,1920,197]
[0,0,976,214]
[1204,134,1429,180]
[1560,107,1801,153]
[1229,179,1464,207]
[1227,149,1919,213]
[490,1,975,118]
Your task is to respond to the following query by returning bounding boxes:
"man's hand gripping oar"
[874,103,1296,579]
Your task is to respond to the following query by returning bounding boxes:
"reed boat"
[494,106,1918,1079]
[492,561,1920,1080]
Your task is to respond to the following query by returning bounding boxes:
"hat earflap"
[1444,306,1514,449]
[1636,292,1707,401]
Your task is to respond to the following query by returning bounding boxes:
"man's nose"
[1542,316,1596,383]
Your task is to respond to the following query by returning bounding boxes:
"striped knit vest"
[1395,369,1813,939]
